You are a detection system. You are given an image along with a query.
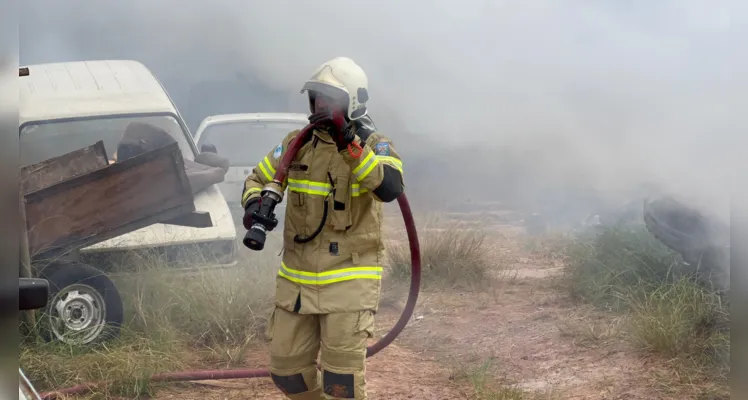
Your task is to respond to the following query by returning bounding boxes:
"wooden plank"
[20,141,109,195]
[32,204,197,263]
[25,142,196,259]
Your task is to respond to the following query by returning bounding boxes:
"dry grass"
[385,215,501,290]
[117,248,277,354]
[562,224,730,387]
[555,308,625,347]
[523,230,573,262]
[453,359,559,400]
[25,211,731,398]
[625,279,730,370]
[20,236,281,397]
[21,333,185,397]
[561,225,684,310]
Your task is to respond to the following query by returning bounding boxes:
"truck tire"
[40,261,124,345]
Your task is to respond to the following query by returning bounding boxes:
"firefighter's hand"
[333,124,356,151]
[242,198,261,230]
[308,110,334,127]
[309,111,354,151]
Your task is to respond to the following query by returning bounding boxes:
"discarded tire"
[643,196,729,293]
[40,261,124,346]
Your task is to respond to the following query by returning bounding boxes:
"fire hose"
[39,121,422,400]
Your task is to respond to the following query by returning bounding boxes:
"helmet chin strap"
[356,115,376,131]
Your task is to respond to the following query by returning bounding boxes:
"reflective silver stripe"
[285,179,369,197]
[377,156,403,174]
[287,179,332,196]
[241,187,262,206]
[264,156,277,175]
[352,184,368,197]
[258,157,274,181]
[352,151,379,181]
[279,262,383,284]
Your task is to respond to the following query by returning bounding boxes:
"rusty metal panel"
[20,140,109,195]
[24,142,195,259]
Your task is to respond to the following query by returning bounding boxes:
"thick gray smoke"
[19,0,746,225]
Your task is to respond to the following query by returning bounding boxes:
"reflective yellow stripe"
[360,158,379,181]
[241,187,262,206]
[285,179,369,198]
[258,159,273,182]
[352,151,379,182]
[287,179,332,196]
[279,262,383,285]
[263,156,277,176]
[377,156,403,174]
[352,184,368,197]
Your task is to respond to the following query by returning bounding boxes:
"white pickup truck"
[19,60,238,346]
[193,112,309,227]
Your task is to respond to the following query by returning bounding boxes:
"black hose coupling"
[243,181,284,251]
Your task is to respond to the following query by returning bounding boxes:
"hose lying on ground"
[39,124,422,400]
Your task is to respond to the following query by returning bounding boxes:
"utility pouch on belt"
[330,170,352,231]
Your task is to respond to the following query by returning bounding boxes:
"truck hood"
[84,185,237,252]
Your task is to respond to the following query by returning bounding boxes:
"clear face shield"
[301,65,350,115]
[306,90,348,115]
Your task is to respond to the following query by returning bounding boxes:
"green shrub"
[564,225,684,310]
[564,225,729,377]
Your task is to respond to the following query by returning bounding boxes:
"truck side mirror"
[19,278,49,311]
[200,143,218,154]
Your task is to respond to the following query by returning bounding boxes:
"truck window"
[198,121,306,166]
[19,114,195,166]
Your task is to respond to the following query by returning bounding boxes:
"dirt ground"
[148,219,711,400]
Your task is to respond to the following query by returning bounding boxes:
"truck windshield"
[19,114,195,166]
[198,121,306,166]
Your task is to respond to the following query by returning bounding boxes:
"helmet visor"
[300,81,348,101]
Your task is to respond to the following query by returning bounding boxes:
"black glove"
[308,110,334,127]
[242,198,261,230]
[309,111,355,151]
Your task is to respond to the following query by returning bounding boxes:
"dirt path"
[153,240,694,400]
[157,342,466,400]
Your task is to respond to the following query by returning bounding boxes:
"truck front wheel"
[41,262,124,346]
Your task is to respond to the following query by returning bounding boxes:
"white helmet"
[301,57,369,121]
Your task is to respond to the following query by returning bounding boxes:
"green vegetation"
[562,225,729,380]
[21,241,279,397]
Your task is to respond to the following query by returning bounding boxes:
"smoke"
[19,0,746,224]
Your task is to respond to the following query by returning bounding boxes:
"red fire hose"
[39,123,421,400]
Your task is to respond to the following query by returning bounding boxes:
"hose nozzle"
[243,182,284,251]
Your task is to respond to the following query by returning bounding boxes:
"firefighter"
[241,57,404,399]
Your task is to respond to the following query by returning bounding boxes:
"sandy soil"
[146,227,713,400]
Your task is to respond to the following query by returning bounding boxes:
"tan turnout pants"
[266,306,375,400]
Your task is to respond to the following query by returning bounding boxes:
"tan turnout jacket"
[242,125,404,314]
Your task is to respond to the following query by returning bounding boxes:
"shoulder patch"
[375,141,390,156]
[273,143,283,159]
